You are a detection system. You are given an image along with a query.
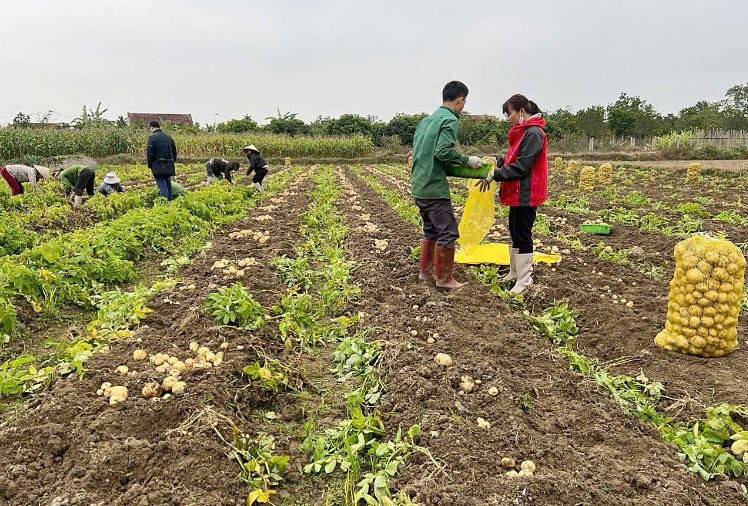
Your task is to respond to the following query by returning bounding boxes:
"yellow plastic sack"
[456,243,561,265]
[457,180,497,254]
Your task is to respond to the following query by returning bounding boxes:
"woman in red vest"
[484,94,548,294]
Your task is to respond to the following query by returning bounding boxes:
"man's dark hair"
[227,161,240,171]
[149,120,160,128]
[442,81,469,102]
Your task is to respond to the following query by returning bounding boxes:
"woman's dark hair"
[502,94,541,116]
[443,81,469,101]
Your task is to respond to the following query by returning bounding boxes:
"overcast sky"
[1,0,745,126]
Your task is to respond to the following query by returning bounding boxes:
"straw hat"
[104,172,121,185]
[33,165,51,179]
[241,145,259,153]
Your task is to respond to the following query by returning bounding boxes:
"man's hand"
[467,156,482,169]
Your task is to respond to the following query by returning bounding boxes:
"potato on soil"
[105,386,128,405]
[505,470,519,478]
[518,469,534,477]
[162,376,179,392]
[434,353,452,367]
[115,365,129,375]
[189,341,199,352]
[520,460,536,473]
[171,381,187,397]
[142,381,162,399]
[488,386,499,396]
[476,417,491,429]
[501,457,515,469]
[132,349,147,361]
[460,376,475,392]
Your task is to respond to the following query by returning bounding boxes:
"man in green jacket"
[411,80,484,289]
[59,164,96,207]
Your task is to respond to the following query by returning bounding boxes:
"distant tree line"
[7,83,747,148]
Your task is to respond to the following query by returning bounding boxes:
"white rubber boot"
[73,195,83,207]
[503,247,519,282]
[509,253,534,294]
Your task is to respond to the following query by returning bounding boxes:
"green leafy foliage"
[527,302,578,345]
[205,282,265,330]
[242,360,291,393]
[232,430,289,499]
[332,332,381,380]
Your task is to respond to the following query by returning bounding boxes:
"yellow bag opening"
[457,180,497,254]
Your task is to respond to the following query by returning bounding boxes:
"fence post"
[588,137,595,151]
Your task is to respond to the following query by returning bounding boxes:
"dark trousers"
[73,168,95,197]
[415,198,459,247]
[508,206,537,254]
[155,176,173,200]
[251,167,268,184]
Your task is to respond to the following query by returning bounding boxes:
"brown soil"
[341,167,741,505]
[0,177,311,505]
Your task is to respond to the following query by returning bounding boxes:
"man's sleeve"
[434,119,468,165]
[146,138,154,168]
[497,129,543,180]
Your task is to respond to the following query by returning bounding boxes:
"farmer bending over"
[0,164,51,195]
[59,164,96,207]
[97,171,125,196]
[411,80,486,289]
[205,157,240,184]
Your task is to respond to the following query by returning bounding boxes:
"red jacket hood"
[510,116,546,133]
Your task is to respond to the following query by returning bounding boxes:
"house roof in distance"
[127,112,193,125]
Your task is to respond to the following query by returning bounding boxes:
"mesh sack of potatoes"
[686,162,702,182]
[578,166,596,191]
[566,160,580,173]
[553,157,564,170]
[598,162,613,185]
[655,235,746,357]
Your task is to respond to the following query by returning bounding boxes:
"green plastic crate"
[580,223,612,235]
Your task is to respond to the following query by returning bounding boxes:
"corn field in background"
[0,128,374,161]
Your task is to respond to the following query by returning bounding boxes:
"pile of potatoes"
[655,235,745,357]
[502,457,537,478]
[578,166,596,191]
[211,258,256,278]
[566,160,580,173]
[598,162,613,185]
[228,229,270,243]
[553,156,564,170]
[686,162,702,183]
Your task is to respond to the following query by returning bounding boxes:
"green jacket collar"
[439,105,460,119]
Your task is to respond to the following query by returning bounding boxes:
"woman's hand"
[476,179,492,192]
